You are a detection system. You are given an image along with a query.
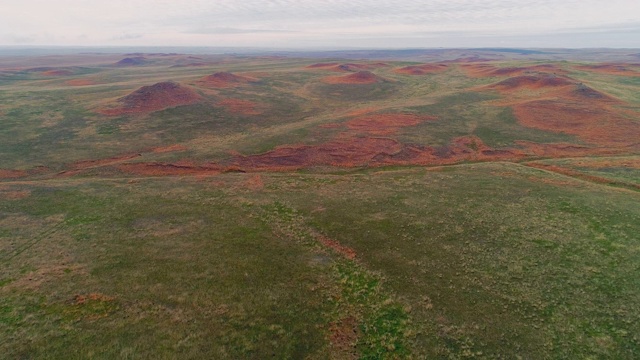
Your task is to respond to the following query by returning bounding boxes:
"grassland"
[1,51,639,358]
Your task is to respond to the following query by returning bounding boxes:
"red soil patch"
[329,316,360,359]
[41,69,74,76]
[198,72,257,88]
[150,144,188,153]
[318,234,357,260]
[0,169,28,179]
[322,71,386,84]
[461,63,565,78]
[575,63,640,77]
[65,79,96,86]
[345,113,436,135]
[116,162,221,176]
[217,98,262,116]
[99,82,201,116]
[394,63,448,75]
[244,174,264,191]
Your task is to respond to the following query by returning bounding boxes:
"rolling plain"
[1,49,639,358]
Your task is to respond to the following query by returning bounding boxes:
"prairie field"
[1,49,639,358]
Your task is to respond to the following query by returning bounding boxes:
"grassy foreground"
[1,162,639,358]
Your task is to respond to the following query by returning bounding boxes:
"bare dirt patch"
[99,81,201,116]
[329,316,360,359]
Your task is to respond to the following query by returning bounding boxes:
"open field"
[1,49,640,358]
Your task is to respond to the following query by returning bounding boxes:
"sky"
[1,0,639,49]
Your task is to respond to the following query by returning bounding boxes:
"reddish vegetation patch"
[100,82,201,116]
[575,63,640,77]
[217,98,263,115]
[394,63,448,75]
[198,72,257,88]
[231,135,526,171]
[233,137,403,170]
[116,162,221,176]
[512,99,640,146]
[345,113,436,135]
[322,71,386,84]
[0,169,28,179]
[65,79,96,86]
[42,69,74,76]
[461,63,565,78]
[150,144,188,153]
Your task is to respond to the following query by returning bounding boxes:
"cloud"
[0,0,638,47]
[186,27,299,35]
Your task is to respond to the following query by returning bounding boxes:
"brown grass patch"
[345,113,436,135]
[150,144,188,153]
[65,79,96,86]
[575,63,640,77]
[0,190,31,200]
[99,82,201,116]
[217,98,263,115]
[461,63,566,78]
[0,169,28,179]
[41,69,74,76]
[322,71,387,84]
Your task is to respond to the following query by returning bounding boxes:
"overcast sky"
[1,0,639,48]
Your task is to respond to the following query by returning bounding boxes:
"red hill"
[322,71,387,84]
[198,72,257,88]
[394,64,448,75]
[100,81,201,116]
